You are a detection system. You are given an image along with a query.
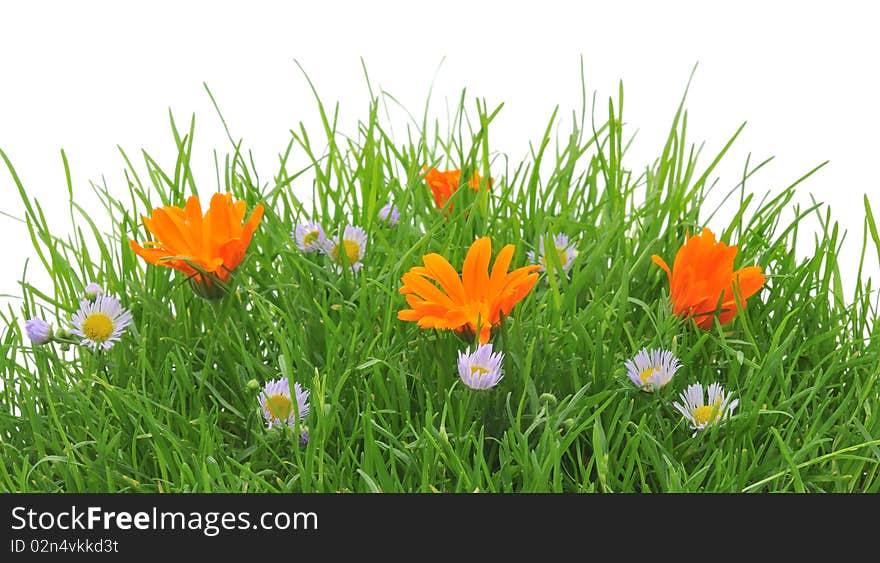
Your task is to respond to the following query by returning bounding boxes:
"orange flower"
[130,193,264,298]
[398,237,540,343]
[423,167,491,210]
[651,228,766,329]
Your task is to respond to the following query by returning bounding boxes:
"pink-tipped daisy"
[259,377,310,428]
[70,295,133,350]
[457,343,504,390]
[625,347,682,392]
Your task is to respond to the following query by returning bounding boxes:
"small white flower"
[527,233,577,273]
[259,378,310,428]
[673,382,739,434]
[293,222,326,252]
[624,347,682,391]
[70,295,133,350]
[322,225,368,273]
[457,343,504,390]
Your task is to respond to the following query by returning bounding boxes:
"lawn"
[2,71,879,493]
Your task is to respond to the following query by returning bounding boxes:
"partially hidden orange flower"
[130,193,264,298]
[651,228,766,329]
[423,167,491,210]
[398,237,540,343]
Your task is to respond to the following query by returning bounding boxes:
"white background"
[1,1,879,315]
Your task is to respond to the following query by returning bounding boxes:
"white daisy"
[527,233,578,273]
[673,382,739,434]
[70,295,133,350]
[457,343,504,390]
[259,377,310,428]
[624,347,682,392]
[322,225,367,273]
[293,222,326,252]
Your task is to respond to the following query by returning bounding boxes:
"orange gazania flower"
[651,228,766,329]
[398,237,540,343]
[423,167,491,210]
[130,193,264,298]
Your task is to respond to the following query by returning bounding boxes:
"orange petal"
[478,325,491,344]
[398,309,423,322]
[184,196,204,255]
[129,240,165,266]
[498,272,539,315]
[443,309,468,327]
[495,265,540,299]
[488,244,515,296]
[142,215,157,238]
[462,237,491,299]
[229,199,247,232]
[189,256,226,277]
[731,266,766,301]
[509,272,539,303]
[203,193,233,253]
[219,204,263,272]
[401,271,458,308]
[695,314,716,329]
[408,302,466,330]
[651,254,672,279]
[130,240,198,277]
[422,254,466,304]
[150,207,194,256]
[704,245,738,297]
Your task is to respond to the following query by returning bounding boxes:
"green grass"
[2,68,879,493]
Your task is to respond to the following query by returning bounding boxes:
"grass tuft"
[1,69,878,492]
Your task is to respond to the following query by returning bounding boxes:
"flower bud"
[84,282,103,301]
[539,392,558,408]
[24,318,52,345]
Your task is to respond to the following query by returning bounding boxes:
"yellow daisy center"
[542,246,569,269]
[692,400,723,425]
[470,365,489,379]
[264,394,293,421]
[333,240,361,265]
[82,312,114,342]
[555,246,568,266]
[303,230,319,246]
[640,366,659,384]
